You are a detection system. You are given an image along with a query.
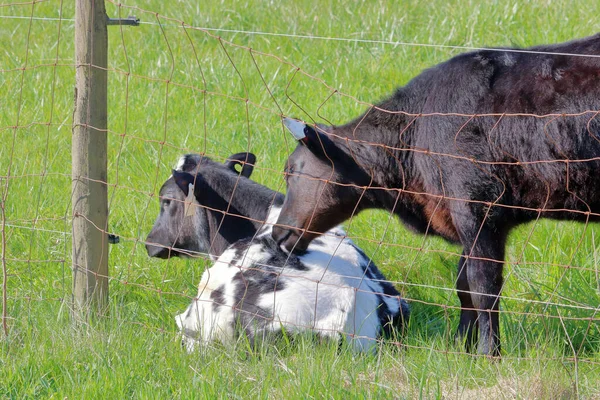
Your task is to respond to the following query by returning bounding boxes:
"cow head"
[145,152,256,259]
[272,118,372,253]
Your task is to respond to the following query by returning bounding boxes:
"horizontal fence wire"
[2,2,599,396]
[4,13,600,59]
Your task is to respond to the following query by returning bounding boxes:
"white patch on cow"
[167,155,190,180]
[283,117,307,141]
[176,206,406,353]
[177,257,241,350]
[174,155,188,172]
[256,242,381,351]
[255,205,282,236]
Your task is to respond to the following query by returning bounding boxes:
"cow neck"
[329,90,434,225]
[333,116,416,205]
[200,167,284,256]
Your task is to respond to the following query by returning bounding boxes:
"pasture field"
[1,0,600,398]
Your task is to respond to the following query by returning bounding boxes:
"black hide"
[272,33,600,356]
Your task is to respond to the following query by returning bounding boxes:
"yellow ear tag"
[184,183,196,217]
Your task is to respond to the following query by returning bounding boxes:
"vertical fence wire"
[0,4,598,395]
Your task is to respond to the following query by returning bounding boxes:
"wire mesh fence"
[1,0,600,396]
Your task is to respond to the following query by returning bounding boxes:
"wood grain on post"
[72,0,109,316]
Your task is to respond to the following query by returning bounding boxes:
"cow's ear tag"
[284,118,308,142]
[184,183,196,217]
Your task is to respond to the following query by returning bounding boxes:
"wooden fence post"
[72,0,109,316]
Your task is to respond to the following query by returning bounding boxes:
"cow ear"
[172,170,196,197]
[224,152,256,178]
[284,118,339,162]
[283,118,310,141]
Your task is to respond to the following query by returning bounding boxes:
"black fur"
[210,285,226,312]
[272,34,600,356]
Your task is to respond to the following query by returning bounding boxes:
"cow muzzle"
[146,242,171,258]
[272,225,311,254]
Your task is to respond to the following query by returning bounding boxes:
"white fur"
[174,155,188,172]
[176,206,404,353]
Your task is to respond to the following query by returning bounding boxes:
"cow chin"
[146,244,185,259]
[146,243,170,258]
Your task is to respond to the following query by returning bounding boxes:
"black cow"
[271,33,600,356]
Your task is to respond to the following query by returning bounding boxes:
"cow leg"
[463,228,506,356]
[455,250,478,352]
[452,200,507,356]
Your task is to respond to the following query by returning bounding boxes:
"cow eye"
[285,167,294,181]
[163,199,171,207]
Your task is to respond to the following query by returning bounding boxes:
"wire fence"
[1,0,600,393]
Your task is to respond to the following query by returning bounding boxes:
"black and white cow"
[146,152,273,259]
[146,154,409,352]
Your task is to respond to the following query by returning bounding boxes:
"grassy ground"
[1,0,600,398]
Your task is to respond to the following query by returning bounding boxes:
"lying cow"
[146,152,269,259]
[146,153,409,351]
[271,33,600,356]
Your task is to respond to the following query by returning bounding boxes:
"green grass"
[2,0,600,397]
